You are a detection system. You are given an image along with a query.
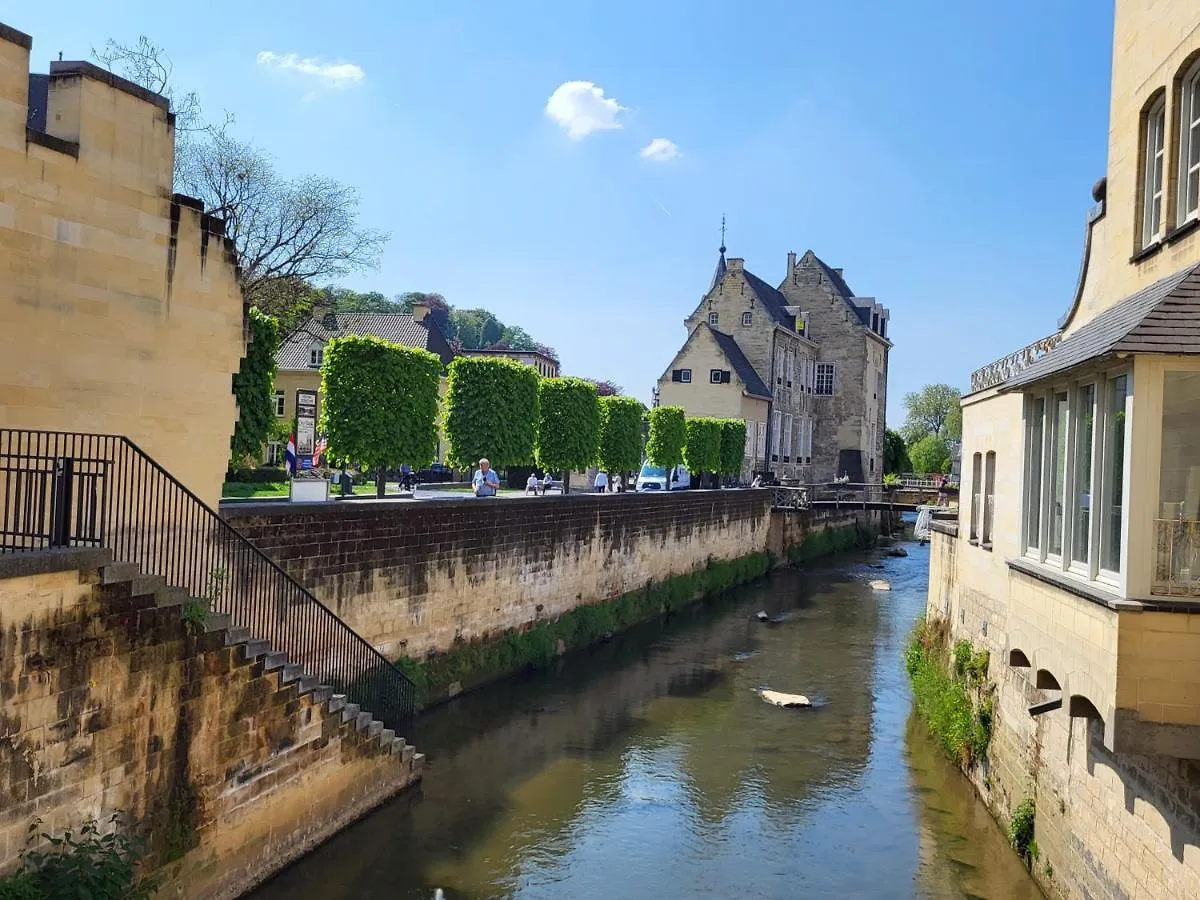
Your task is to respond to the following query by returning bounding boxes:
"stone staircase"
[96,558,423,770]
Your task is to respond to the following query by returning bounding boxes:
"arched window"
[1142,95,1166,245]
[1177,59,1200,225]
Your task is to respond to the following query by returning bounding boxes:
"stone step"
[411,752,425,773]
[389,737,406,755]
[130,573,166,597]
[240,639,271,661]
[379,727,395,746]
[100,562,140,585]
[155,586,190,609]
[224,626,251,646]
[365,719,383,739]
[341,702,360,724]
[297,675,321,695]
[327,694,346,714]
[203,612,232,633]
[400,744,414,764]
[280,663,304,684]
[355,711,372,732]
[311,685,333,705]
[263,651,288,672]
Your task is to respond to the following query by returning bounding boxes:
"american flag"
[312,435,328,467]
[284,434,296,475]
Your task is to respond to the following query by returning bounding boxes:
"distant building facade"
[657,246,890,484]
[462,347,560,378]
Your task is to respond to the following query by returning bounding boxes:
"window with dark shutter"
[722,370,732,383]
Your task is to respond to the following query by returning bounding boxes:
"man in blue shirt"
[472,458,500,497]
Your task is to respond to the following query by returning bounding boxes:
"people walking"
[472,458,500,497]
[612,473,623,493]
[594,470,609,493]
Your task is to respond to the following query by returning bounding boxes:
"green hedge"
[224,466,289,484]
[646,406,685,469]
[536,377,600,474]
[597,396,645,474]
[230,308,280,464]
[718,419,747,477]
[445,356,540,469]
[683,417,722,477]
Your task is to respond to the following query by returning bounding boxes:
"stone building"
[930,2,1200,898]
[657,245,890,484]
[0,25,246,506]
[462,347,560,378]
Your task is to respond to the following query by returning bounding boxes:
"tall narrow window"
[1048,391,1069,557]
[1143,98,1166,246]
[757,422,767,459]
[1179,60,1200,226]
[783,414,793,459]
[1071,383,1096,567]
[744,420,754,458]
[983,452,996,546]
[1101,374,1129,574]
[1025,397,1045,551]
[772,410,782,458]
[970,453,982,542]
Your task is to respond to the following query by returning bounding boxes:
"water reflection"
[251,546,1041,900]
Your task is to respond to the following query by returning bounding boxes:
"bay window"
[1154,371,1200,596]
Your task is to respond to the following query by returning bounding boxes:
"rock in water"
[869,579,891,592]
[758,689,812,708]
[756,611,770,622]
[886,547,909,558]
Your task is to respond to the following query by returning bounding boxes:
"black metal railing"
[0,429,415,728]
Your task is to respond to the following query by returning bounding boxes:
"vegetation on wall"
[785,522,878,565]
[319,335,442,496]
[1008,798,1037,862]
[597,396,645,475]
[444,356,540,470]
[229,308,280,464]
[905,617,994,768]
[396,552,773,709]
[646,406,686,469]
[536,378,600,481]
[717,419,748,478]
[682,418,722,478]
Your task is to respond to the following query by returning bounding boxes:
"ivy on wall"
[536,377,600,475]
[229,308,280,464]
[646,406,686,469]
[444,356,540,470]
[597,396,645,474]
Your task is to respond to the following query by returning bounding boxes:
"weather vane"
[720,215,726,254]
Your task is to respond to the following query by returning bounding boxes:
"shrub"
[682,417,722,477]
[597,396,645,475]
[536,377,600,477]
[646,406,686,469]
[445,356,540,469]
[906,620,993,767]
[717,419,747,478]
[1008,798,1036,860]
[230,308,280,464]
[224,465,289,484]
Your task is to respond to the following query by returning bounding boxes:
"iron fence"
[0,429,415,728]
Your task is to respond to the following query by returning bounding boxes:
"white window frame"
[771,410,782,457]
[680,369,692,383]
[310,345,324,368]
[756,421,767,459]
[744,420,754,458]
[1067,380,1099,577]
[708,311,719,326]
[783,414,793,458]
[1179,60,1200,227]
[273,390,286,417]
[1143,97,1166,246]
[710,369,723,384]
[815,363,835,396]
[742,311,753,326]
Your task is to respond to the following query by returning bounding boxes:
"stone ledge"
[0,547,111,580]
[1008,556,1200,613]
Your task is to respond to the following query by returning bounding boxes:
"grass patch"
[398,551,773,709]
[1008,797,1036,861]
[905,617,994,768]
[785,521,878,565]
[221,481,290,499]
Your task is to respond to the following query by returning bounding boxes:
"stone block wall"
[0,550,420,899]
[225,491,774,659]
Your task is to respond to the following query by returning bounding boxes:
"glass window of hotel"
[1154,371,1200,596]
[1022,370,1129,587]
[1142,96,1166,246]
[1179,59,1200,226]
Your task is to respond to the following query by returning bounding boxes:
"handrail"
[0,429,415,728]
[970,332,1062,394]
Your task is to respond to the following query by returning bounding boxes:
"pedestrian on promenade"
[473,458,500,497]
[594,470,609,493]
[525,472,540,495]
[612,473,623,493]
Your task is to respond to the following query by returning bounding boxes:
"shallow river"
[251,539,1041,899]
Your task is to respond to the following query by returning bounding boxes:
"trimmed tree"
[597,396,645,484]
[718,419,747,483]
[319,335,442,497]
[683,417,722,485]
[646,406,686,470]
[536,377,600,494]
[444,356,540,471]
[229,308,280,465]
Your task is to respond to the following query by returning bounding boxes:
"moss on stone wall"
[785,521,878,565]
[397,551,773,710]
[905,616,994,768]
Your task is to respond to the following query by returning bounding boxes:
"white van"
[635,462,691,492]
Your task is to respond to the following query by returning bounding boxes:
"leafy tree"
[319,335,441,497]
[536,378,600,492]
[597,396,644,476]
[327,288,402,314]
[883,429,911,475]
[536,343,560,363]
[229,308,280,465]
[902,383,963,443]
[908,433,951,476]
[397,292,450,329]
[583,378,622,396]
[498,325,537,352]
[646,407,686,469]
[683,418,722,480]
[718,419,748,479]
[444,356,540,470]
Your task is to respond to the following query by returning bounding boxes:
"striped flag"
[312,435,328,468]
[285,434,296,475]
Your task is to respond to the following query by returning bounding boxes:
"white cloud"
[256,51,365,89]
[545,81,626,139]
[639,138,681,163]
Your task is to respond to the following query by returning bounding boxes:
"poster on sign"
[296,389,318,456]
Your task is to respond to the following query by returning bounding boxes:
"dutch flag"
[285,434,296,476]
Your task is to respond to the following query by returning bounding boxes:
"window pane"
[1101,375,1128,573]
[1154,371,1200,595]
[1026,398,1045,549]
[1072,384,1096,566]
[983,452,996,544]
[1049,392,1069,556]
[971,453,982,541]
[1189,171,1200,215]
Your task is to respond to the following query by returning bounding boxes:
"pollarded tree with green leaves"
[718,419,748,481]
[683,417,722,483]
[536,377,600,493]
[319,335,442,497]
[444,356,540,470]
[646,406,686,470]
[229,307,280,465]
[598,395,645,477]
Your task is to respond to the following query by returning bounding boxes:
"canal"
[251,538,1041,899]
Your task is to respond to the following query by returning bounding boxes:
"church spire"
[709,215,727,291]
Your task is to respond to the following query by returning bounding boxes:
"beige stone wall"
[0,29,246,507]
[0,552,419,898]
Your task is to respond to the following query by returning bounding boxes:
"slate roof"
[741,269,797,331]
[709,251,727,292]
[1001,263,1200,391]
[277,313,451,369]
[707,325,772,399]
[803,250,871,325]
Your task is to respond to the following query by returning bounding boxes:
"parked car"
[635,462,691,492]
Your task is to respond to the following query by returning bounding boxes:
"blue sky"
[15,1,1114,423]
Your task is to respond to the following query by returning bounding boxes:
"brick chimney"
[411,300,430,322]
[832,267,844,278]
[787,251,796,274]
[727,258,744,272]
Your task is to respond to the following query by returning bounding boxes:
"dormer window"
[310,344,324,368]
[708,312,719,326]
